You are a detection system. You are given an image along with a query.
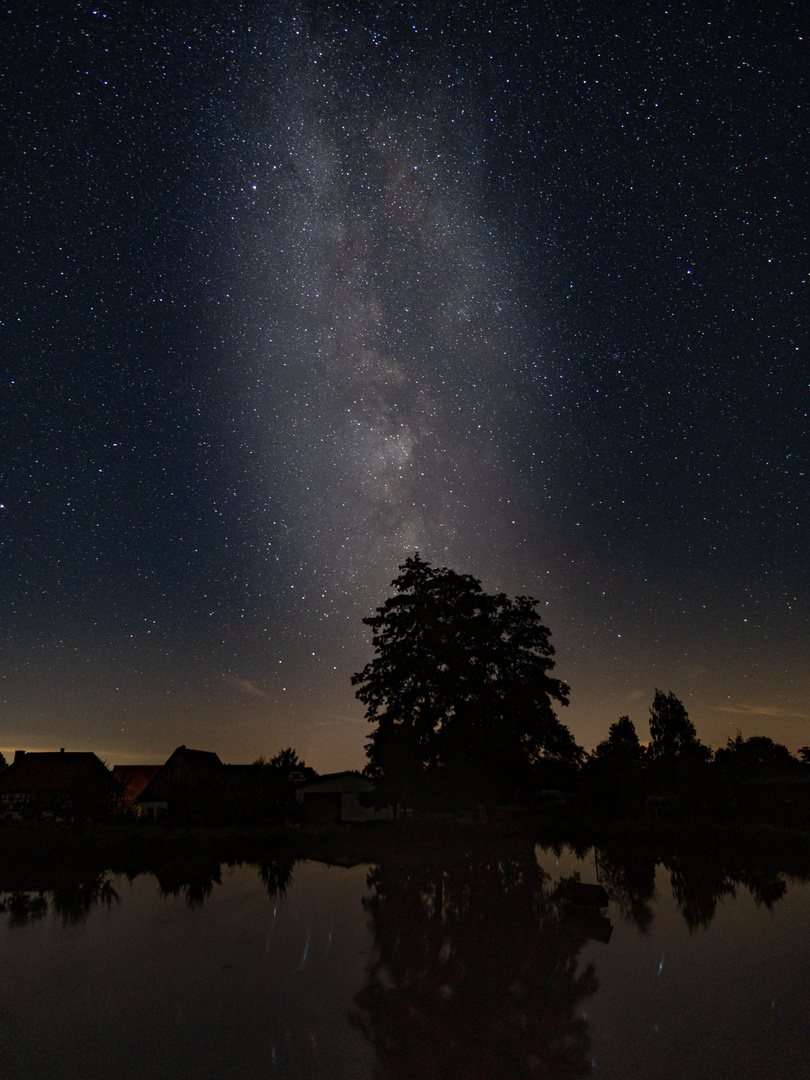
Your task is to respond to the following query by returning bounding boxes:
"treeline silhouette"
[349,557,809,826]
[2,704,805,829]
[577,692,809,824]
[3,556,807,829]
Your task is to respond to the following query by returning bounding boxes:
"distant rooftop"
[0,751,115,794]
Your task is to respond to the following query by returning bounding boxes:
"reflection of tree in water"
[592,846,657,934]
[154,855,297,905]
[664,854,736,930]
[0,890,48,926]
[2,856,298,922]
[51,874,120,924]
[257,855,295,898]
[736,865,787,908]
[588,841,792,933]
[353,846,598,1080]
[154,860,223,907]
[663,852,789,931]
[1,875,119,925]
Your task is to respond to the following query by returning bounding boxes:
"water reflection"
[660,850,790,930]
[593,846,656,934]
[1,836,809,1079]
[0,874,120,925]
[153,858,223,907]
[51,873,120,923]
[0,837,806,937]
[353,844,599,1080]
[257,853,296,898]
[0,890,48,926]
[584,839,798,935]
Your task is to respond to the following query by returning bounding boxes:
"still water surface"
[1,844,808,1079]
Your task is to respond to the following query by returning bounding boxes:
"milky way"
[2,2,807,768]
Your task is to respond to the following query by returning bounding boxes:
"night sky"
[2,1,807,770]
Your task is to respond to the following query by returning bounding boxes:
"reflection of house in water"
[297,771,393,824]
[0,750,119,820]
[135,746,224,820]
[557,880,613,943]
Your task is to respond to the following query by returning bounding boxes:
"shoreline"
[1,815,808,874]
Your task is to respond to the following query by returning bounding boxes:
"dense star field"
[2,2,807,769]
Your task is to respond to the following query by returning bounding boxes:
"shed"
[296,771,393,824]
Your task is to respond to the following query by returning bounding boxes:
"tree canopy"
[250,747,316,824]
[713,733,801,782]
[648,689,707,761]
[584,715,646,816]
[351,555,579,808]
[592,715,643,761]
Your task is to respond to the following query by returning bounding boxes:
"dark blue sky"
[2,1,807,769]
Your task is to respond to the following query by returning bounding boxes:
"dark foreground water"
[1,842,808,1079]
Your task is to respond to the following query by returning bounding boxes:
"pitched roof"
[137,746,224,803]
[302,770,362,783]
[167,746,222,766]
[298,771,374,794]
[0,752,117,795]
[112,764,162,801]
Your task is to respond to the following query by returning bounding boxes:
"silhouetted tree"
[597,716,643,759]
[709,734,803,819]
[0,750,7,772]
[648,691,704,761]
[223,748,316,825]
[582,717,646,817]
[714,733,800,783]
[253,747,316,824]
[352,555,579,812]
[646,690,710,803]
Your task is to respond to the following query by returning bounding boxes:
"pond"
[1,841,808,1079]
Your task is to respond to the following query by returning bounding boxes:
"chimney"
[60,747,65,753]
[14,750,26,762]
